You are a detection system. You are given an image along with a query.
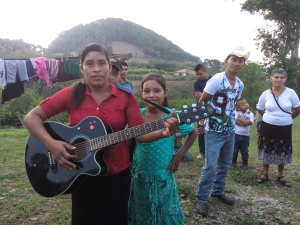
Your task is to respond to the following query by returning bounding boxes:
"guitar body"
[25,117,109,197]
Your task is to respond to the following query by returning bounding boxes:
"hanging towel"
[64,59,81,76]
[48,59,60,83]
[34,57,54,88]
[26,60,37,77]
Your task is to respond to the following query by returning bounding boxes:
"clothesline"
[0,53,132,104]
[1,56,79,61]
[0,57,82,104]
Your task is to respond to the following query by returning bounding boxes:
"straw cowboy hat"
[227,46,250,61]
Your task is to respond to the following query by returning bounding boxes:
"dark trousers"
[233,134,250,161]
[198,132,205,156]
[72,168,130,225]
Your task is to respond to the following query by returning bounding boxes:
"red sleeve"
[39,87,72,118]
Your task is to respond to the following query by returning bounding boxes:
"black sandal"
[257,173,268,184]
[278,176,291,187]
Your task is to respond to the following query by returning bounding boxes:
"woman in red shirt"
[24,43,179,225]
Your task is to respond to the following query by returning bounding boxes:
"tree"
[281,57,300,92]
[238,62,269,110]
[0,38,46,58]
[242,0,300,65]
[203,59,223,75]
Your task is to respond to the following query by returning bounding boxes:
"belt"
[207,130,234,135]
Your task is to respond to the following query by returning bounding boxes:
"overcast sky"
[1,0,267,62]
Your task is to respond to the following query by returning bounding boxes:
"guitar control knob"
[187,119,191,123]
[201,106,205,110]
[183,105,188,109]
[195,116,199,119]
[204,113,207,117]
[192,104,197,107]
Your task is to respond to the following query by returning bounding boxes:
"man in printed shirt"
[196,46,250,216]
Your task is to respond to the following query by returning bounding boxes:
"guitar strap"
[270,88,291,114]
[140,98,170,114]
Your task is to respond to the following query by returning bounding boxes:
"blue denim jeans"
[174,145,193,161]
[196,131,235,203]
[233,134,250,161]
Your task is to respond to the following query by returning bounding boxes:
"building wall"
[110,41,145,58]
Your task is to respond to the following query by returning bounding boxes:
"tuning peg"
[182,105,188,113]
[192,104,197,107]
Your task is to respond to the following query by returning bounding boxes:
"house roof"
[176,69,196,75]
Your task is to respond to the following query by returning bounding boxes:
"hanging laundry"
[56,59,82,82]
[30,58,37,69]
[1,74,25,104]
[34,57,54,89]
[0,59,5,89]
[64,59,81,76]
[47,59,60,84]
[1,57,83,104]
[2,60,28,89]
[26,60,37,78]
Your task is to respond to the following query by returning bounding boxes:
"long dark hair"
[72,43,110,108]
[141,73,169,108]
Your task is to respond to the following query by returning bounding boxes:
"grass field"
[1,118,300,224]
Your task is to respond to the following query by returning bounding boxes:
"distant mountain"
[47,18,201,63]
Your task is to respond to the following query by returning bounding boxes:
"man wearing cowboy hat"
[196,46,250,216]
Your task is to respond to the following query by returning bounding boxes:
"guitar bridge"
[48,151,58,173]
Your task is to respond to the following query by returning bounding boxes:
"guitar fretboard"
[87,117,170,151]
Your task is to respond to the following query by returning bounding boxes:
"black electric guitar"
[25,104,214,197]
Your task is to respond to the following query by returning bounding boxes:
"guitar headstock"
[178,104,214,124]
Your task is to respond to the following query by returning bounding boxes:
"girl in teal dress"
[128,73,197,225]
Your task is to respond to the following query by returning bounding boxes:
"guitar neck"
[87,116,174,151]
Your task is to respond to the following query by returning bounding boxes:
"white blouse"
[256,87,300,126]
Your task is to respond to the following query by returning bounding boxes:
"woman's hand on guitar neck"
[45,139,77,170]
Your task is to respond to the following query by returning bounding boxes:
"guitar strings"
[70,117,168,158]
[69,107,208,158]
[71,120,165,157]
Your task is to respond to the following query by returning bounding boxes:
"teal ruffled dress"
[128,108,193,225]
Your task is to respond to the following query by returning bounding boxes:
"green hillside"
[47,18,200,63]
